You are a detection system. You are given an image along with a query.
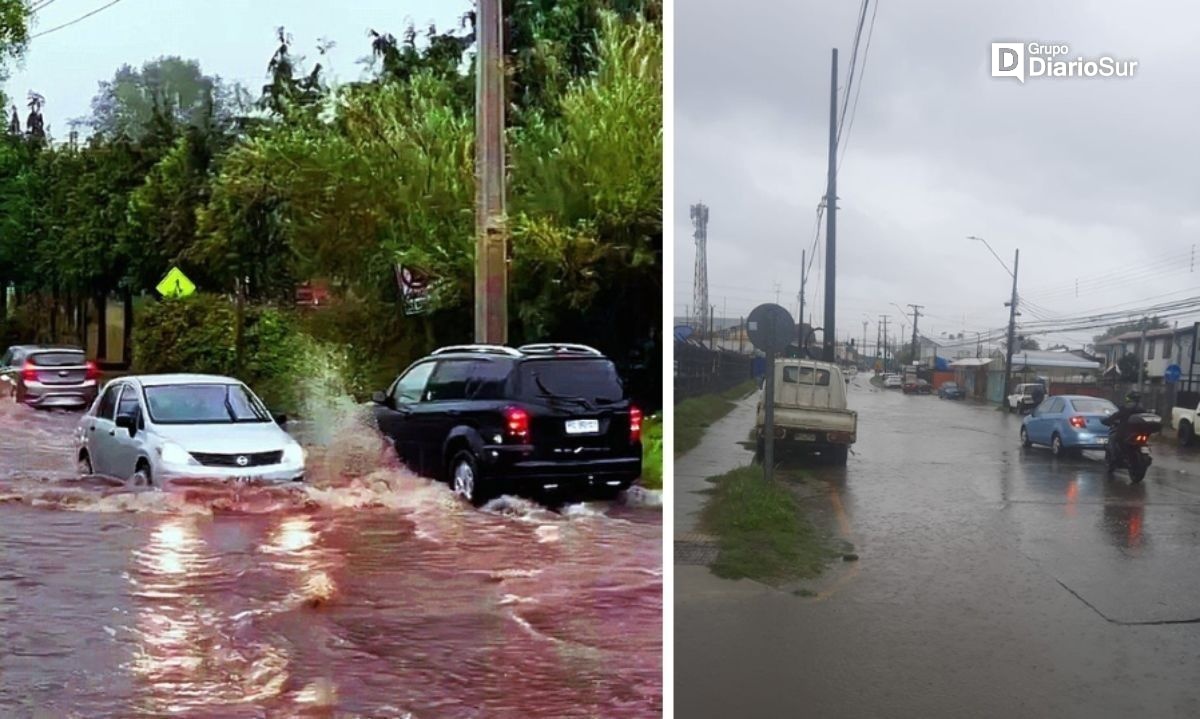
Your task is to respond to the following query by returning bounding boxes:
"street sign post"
[1165,364,1182,384]
[155,267,195,299]
[747,303,796,482]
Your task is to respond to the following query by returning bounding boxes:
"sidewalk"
[674,391,758,534]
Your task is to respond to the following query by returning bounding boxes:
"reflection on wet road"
[677,379,1200,719]
[0,401,661,717]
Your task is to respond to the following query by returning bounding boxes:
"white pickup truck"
[755,359,857,465]
[1171,400,1200,446]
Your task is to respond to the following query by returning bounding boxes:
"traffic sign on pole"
[748,303,796,482]
[155,267,196,299]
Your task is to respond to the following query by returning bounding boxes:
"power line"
[835,0,869,147]
[838,0,879,172]
[29,0,126,39]
[30,0,63,12]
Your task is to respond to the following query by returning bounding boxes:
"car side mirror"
[115,413,137,435]
[273,413,288,428]
[371,391,388,405]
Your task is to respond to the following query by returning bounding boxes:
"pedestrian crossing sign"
[156,267,196,298]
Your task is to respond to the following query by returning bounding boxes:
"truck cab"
[755,359,857,465]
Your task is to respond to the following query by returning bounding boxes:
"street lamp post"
[968,236,1020,402]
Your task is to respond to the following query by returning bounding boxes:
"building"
[1093,326,1195,382]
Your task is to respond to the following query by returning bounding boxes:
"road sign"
[1165,364,1182,384]
[155,267,196,299]
[747,304,795,483]
[747,303,795,354]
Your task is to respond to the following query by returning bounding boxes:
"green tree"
[88,56,247,140]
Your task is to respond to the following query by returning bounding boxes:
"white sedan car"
[74,374,305,487]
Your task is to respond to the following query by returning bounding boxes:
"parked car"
[938,382,966,400]
[1006,382,1046,413]
[1171,398,1200,446]
[370,344,643,506]
[883,374,902,389]
[755,359,856,465]
[0,345,100,409]
[1020,395,1118,457]
[73,374,305,487]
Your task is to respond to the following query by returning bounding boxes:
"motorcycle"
[1104,413,1162,483]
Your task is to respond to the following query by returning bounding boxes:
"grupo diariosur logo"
[991,42,1138,83]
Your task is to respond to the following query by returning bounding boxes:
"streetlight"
[968,235,1020,402]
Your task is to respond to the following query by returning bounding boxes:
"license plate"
[565,419,599,435]
[1140,447,1151,455]
[232,476,253,484]
[794,433,817,442]
[1099,438,1108,445]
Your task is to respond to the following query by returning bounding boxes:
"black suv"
[370,343,643,505]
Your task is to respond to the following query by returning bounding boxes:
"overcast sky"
[675,0,1200,356]
[4,0,466,132]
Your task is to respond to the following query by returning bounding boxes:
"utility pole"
[878,321,888,372]
[1138,316,1147,393]
[908,304,924,365]
[881,315,890,372]
[823,48,839,363]
[798,250,806,356]
[976,331,982,359]
[1002,249,1020,402]
[474,0,507,343]
[862,320,868,368]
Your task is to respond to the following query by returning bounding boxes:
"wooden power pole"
[475,0,508,343]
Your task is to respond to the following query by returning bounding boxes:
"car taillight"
[85,361,101,381]
[629,406,643,443]
[21,361,36,382]
[1069,416,1086,429]
[504,406,529,443]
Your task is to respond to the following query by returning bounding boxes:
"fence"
[674,341,753,402]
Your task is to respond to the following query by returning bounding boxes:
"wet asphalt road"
[0,400,662,718]
[676,378,1200,719]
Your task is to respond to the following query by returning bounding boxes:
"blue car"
[1020,395,1118,457]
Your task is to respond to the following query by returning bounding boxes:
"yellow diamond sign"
[156,267,196,298]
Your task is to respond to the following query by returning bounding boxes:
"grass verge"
[675,380,757,457]
[640,414,663,490]
[699,465,836,584]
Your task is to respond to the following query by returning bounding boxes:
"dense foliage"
[0,2,662,407]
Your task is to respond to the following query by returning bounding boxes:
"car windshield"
[944,383,957,389]
[29,351,85,367]
[518,359,624,405]
[1072,399,1116,415]
[144,383,271,424]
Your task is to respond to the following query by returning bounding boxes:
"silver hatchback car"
[0,345,100,408]
[74,374,306,487]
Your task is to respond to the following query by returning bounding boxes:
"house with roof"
[1093,326,1195,382]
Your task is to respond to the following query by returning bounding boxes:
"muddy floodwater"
[0,401,662,718]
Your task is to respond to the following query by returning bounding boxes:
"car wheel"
[1051,433,1065,458]
[1020,427,1031,448]
[130,463,154,489]
[77,452,93,477]
[1179,421,1195,448]
[450,449,491,507]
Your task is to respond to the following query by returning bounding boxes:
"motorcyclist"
[1030,383,1046,409]
[1102,390,1145,444]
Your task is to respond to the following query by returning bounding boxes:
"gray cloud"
[675,0,1200,351]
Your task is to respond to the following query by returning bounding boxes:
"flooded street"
[0,402,662,718]
[676,378,1200,719]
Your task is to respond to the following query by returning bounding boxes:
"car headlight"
[282,442,306,466]
[159,442,197,466]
